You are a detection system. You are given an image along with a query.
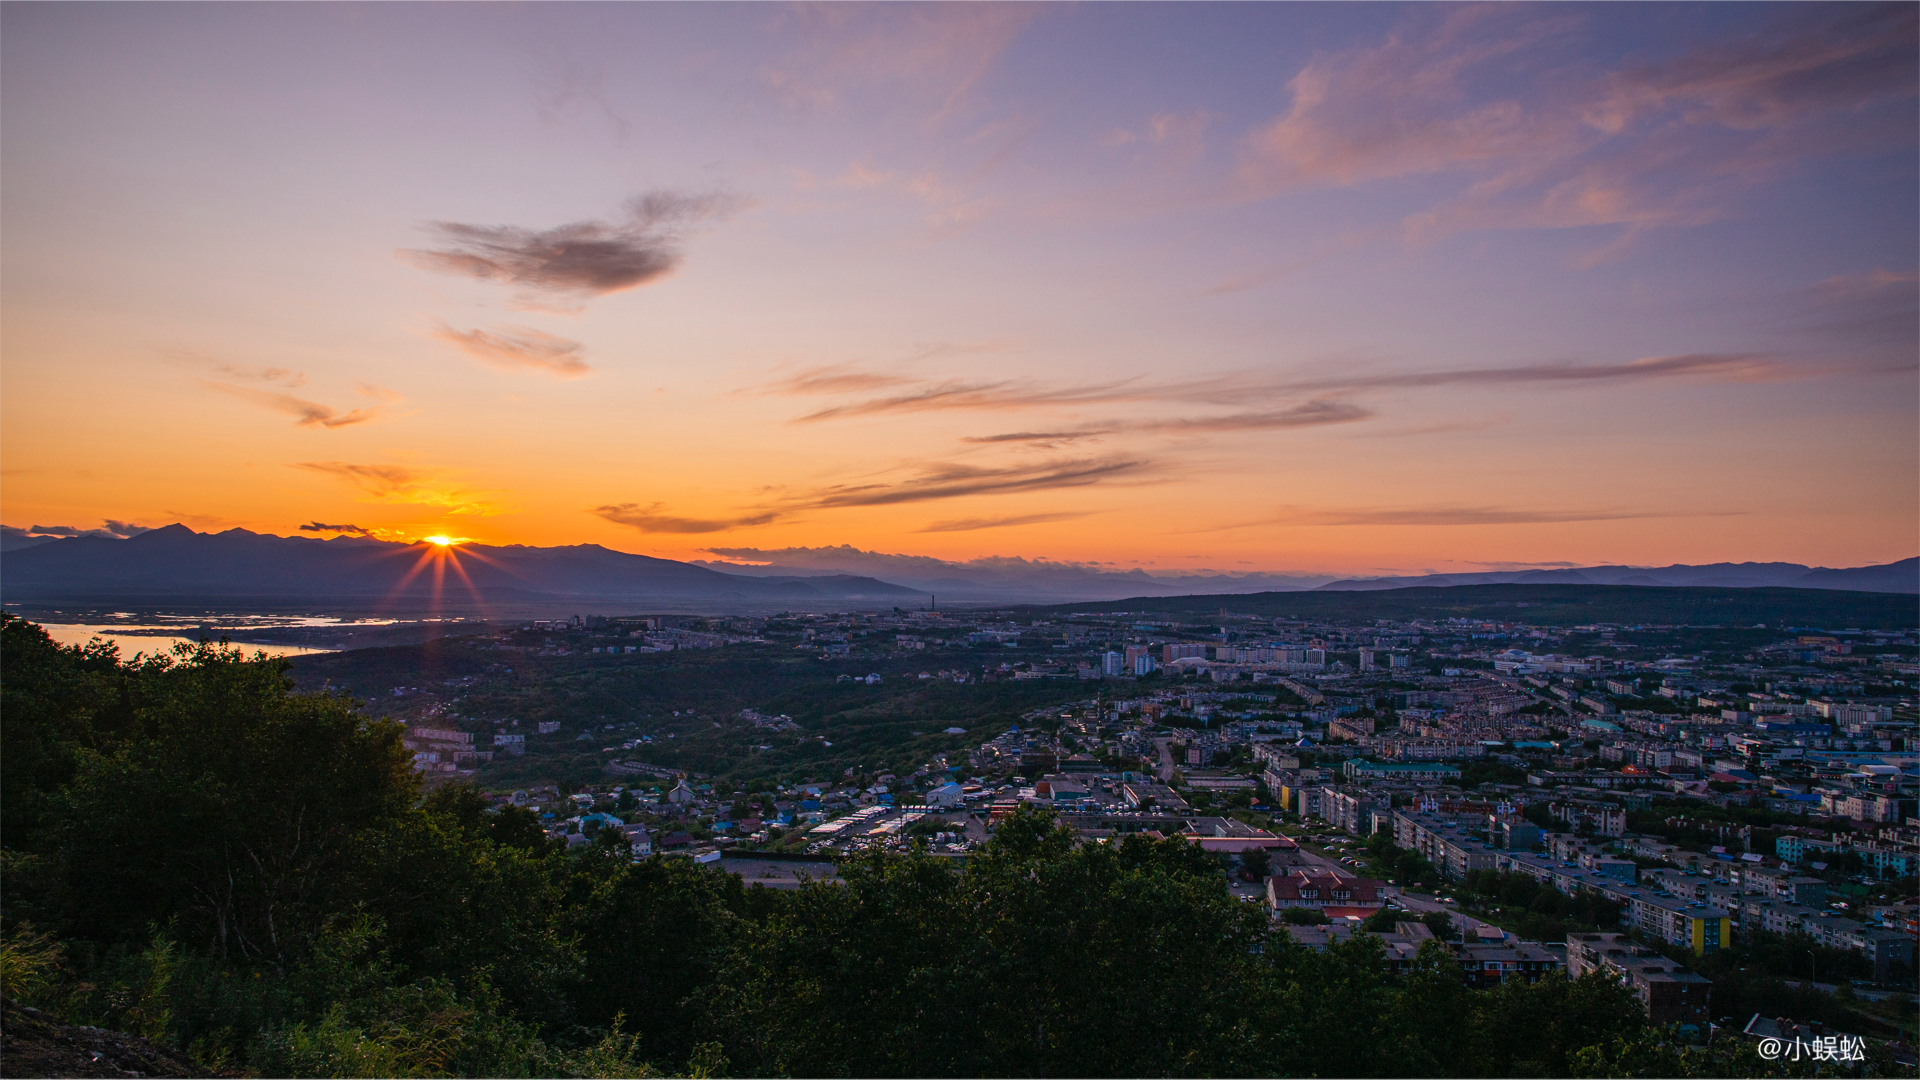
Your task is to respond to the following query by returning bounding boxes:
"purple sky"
[3,2,1914,574]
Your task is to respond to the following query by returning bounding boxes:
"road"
[1779,979,1905,1002]
[1385,888,1510,939]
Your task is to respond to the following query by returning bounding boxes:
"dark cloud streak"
[782,353,1777,429]
[593,456,1148,535]
[431,323,590,377]
[961,400,1370,443]
[401,191,744,302]
[1284,505,1744,526]
[206,383,386,428]
[593,504,783,534]
[795,457,1148,509]
[915,511,1095,533]
[14,520,153,539]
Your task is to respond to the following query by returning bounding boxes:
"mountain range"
[0,525,919,608]
[1309,560,1920,593]
[690,545,1918,599]
[1,526,1912,612]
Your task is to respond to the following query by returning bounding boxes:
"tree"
[1241,845,1272,879]
[1361,907,1403,933]
[41,643,417,960]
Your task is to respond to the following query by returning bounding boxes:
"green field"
[288,636,1099,788]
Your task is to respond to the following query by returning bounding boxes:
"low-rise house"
[1454,938,1565,987]
[1282,920,1433,973]
[1266,870,1384,918]
[1282,921,1564,984]
[1179,816,1282,853]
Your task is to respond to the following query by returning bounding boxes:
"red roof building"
[1266,870,1384,913]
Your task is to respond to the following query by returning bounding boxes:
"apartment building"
[1343,760,1461,785]
[1494,852,1729,955]
[1389,809,1500,880]
[1566,933,1712,1029]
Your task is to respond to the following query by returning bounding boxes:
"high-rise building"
[1124,645,1158,676]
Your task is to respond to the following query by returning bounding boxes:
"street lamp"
[1808,950,1816,988]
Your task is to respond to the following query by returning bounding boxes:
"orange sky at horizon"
[3,4,1915,576]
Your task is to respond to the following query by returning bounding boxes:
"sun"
[422,535,459,546]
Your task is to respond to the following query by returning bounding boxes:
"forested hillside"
[0,615,1893,1078]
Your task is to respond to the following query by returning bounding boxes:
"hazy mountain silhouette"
[0,525,922,605]
[4,527,1910,611]
[1314,559,1915,594]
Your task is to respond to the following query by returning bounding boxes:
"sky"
[3,2,1915,577]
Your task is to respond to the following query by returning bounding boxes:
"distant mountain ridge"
[3,526,1910,611]
[697,547,1916,598]
[1312,558,1918,594]
[0,525,923,605]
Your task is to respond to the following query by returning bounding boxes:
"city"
[363,601,1918,1060]
[3,1,1916,1077]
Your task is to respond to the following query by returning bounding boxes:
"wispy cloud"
[794,456,1149,509]
[431,322,590,377]
[289,461,500,515]
[765,365,917,396]
[914,510,1095,533]
[400,191,745,306]
[959,430,1105,446]
[697,543,1125,577]
[169,351,309,388]
[759,4,1039,118]
[789,377,1148,423]
[960,400,1372,443]
[7,519,152,539]
[298,521,373,536]
[1465,559,1581,568]
[1585,4,1918,134]
[206,382,387,428]
[781,354,1773,430]
[1790,269,1920,362]
[1283,505,1743,526]
[161,511,241,531]
[1120,400,1372,435]
[209,363,306,387]
[1235,8,1580,193]
[1233,4,1918,252]
[1351,415,1511,439]
[592,503,783,534]
[1275,353,1784,394]
[594,455,1147,535]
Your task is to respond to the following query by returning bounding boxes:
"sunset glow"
[2,3,1913,575]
